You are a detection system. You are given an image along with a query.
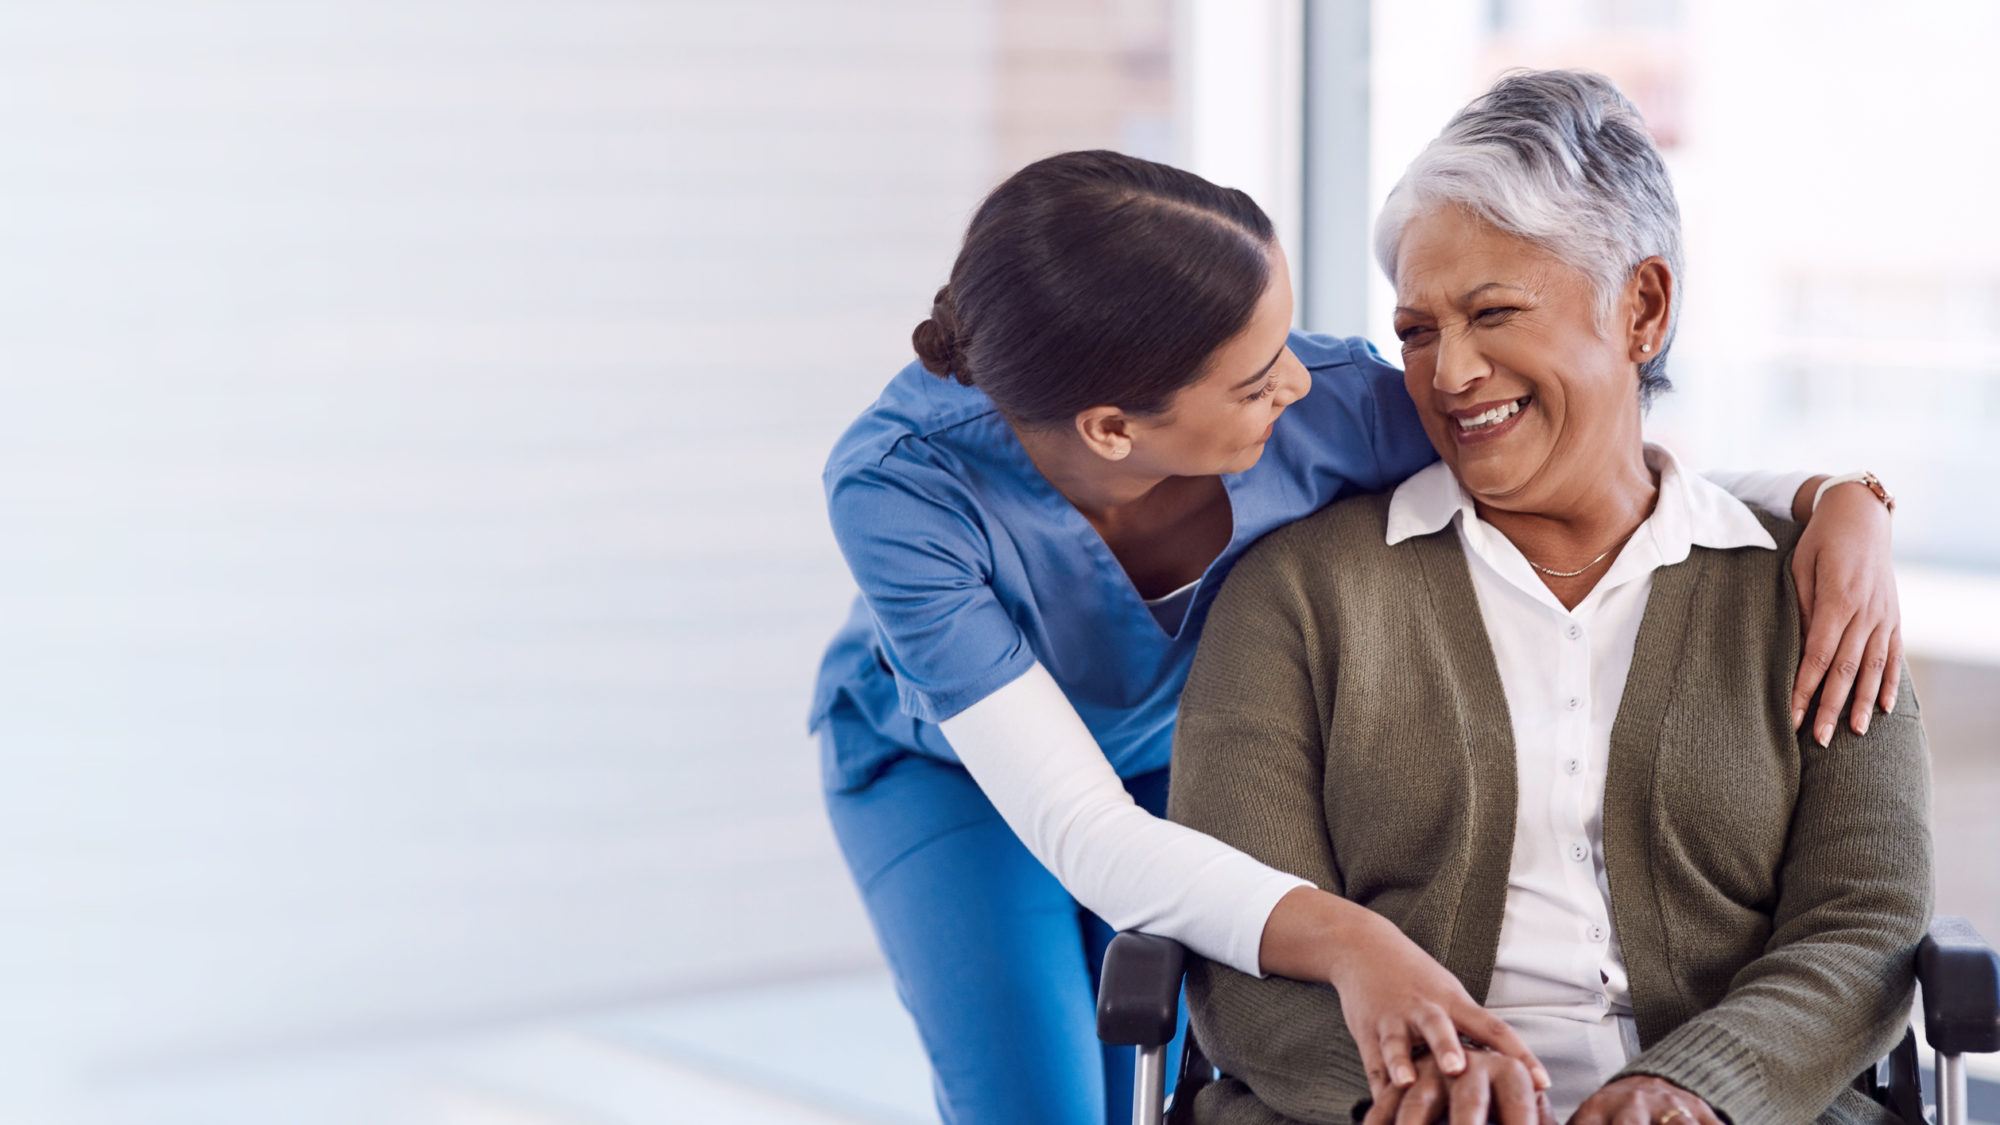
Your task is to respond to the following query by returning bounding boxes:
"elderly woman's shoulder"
[1739,508,1808,600]
[1225,492,1401,592]
[1253,489,1396,553]
[1737,508,1807,589]
[1755,508,1805,553]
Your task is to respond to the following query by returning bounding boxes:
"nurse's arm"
[939,663,1305,979]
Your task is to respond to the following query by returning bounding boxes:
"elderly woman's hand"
[1790,479,1901,746]
[1568,1075,1721,1125]
[1360,1049,1556,1125]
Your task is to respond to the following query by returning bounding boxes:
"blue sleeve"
[1347,337,1439,491]
[825,459,1036,725]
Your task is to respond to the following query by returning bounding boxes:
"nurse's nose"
[1273,355,1310,407]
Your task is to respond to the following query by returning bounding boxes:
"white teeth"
[1456,398,1528,431]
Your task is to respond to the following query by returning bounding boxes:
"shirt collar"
[1384,458,1470,546]
[1385,443,1777,558]
[1646,443,1778,557]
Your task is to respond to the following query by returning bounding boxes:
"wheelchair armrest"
[1097,932,1188,1048]
[1918,915,2000,1056]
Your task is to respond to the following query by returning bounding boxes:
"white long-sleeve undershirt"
[939,662,1308,977]
[1701,468,1806,521]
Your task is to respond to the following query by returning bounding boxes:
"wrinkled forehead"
[1393,207,1578,311]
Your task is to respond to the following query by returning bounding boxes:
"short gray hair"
[1373,69,1683,403]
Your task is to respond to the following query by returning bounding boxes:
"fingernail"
[1815,722,1832,747]
[1394,1064,1413,1086]
[1534,1066,1551,1089]
[1443,1052,1464,1073]
[1884,696,1896,715]
[1790,708,1804,730]
[1857,713,1871,736]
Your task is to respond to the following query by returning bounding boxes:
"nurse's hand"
[1326,907,1549,1102]
[1264,890,1549,1101]
[1790,477,1900,747]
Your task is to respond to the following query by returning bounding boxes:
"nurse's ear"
[1073,406,1134,461]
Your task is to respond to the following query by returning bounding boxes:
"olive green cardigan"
[1168,493,1932,1125]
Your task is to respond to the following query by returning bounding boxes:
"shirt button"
[1564,758,1583,776]
[1587,924,1607,942]
[1568,842,1589,863]
[1566,624,1583,640]
[1565,696,1582,712]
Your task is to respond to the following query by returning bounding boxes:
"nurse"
[810,150,1902,1125]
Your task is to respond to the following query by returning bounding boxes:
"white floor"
[68,969,936,1125]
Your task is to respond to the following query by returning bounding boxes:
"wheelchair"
[1098,916,2000,1125]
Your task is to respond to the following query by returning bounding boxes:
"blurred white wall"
[1176,0,1304,308]
[0,0,1007,1113]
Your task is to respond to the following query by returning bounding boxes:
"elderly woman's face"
[1390,206,1647,510]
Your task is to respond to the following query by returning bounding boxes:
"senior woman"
[1169,70,1932,1125]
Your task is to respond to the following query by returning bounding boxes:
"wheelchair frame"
[1098,915,2000,1125]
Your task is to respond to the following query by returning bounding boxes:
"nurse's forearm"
[939,663,1309,978]
[1259,885,1378,984]
[1791,475,1828,523]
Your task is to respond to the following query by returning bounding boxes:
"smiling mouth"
[1455,395,1532,432]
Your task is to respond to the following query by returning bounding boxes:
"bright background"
[2,1,1992,1122]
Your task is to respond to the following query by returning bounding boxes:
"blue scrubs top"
[809,331,1439,792]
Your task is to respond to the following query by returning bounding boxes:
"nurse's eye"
[1244,374,1279,403]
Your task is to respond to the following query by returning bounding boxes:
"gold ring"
[1658,1110,1689,1125]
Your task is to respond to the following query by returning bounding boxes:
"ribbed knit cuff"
[1222,870,1314,979]
[1615,1019,1773,1125]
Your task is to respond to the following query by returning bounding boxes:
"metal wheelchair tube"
[1937,1052,1965,1125]
[1134,1043,1167,1125]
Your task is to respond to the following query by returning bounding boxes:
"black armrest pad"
[1098,932,1187,1048]
[1919,915,2000,1055]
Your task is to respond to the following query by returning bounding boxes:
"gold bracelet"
[1811,470,1896,516]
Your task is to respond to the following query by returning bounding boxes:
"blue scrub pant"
[823,734,1187,1125]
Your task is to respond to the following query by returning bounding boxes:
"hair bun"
[912,286,973,385]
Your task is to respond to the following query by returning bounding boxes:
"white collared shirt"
[1385,444,1776,1110]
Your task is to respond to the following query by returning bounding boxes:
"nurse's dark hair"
[912,149,1276,428]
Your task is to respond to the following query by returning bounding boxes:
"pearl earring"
[1640,343,1653,353]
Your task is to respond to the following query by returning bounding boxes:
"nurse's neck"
[1014,424,1177,524]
